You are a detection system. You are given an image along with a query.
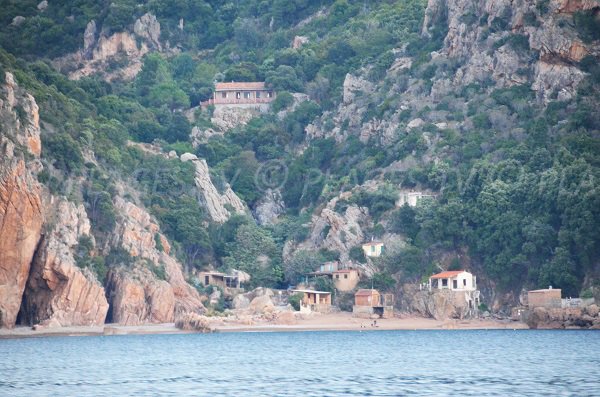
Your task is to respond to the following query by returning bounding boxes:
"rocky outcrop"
[253,189,285,225]
[180,153,246,223]
[1,73,41,157]
[110,197,204,324]
[422,0,600,103]
[556,0,600,13]
[175,312,212,332]
[0,73,44,328]
[211,106,258,131]
[105,265,174,325]
[55,13,162,81]
[302,193,369,262]
[0,161,44,328]
[525,304,600,329]
[20,201,108,327]
[133,13,162,50]
[407,287,475,320]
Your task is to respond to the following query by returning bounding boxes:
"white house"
[362,241,384,258]
[397,191,436,207]
[428,270,480,310]
[428,270,477,291]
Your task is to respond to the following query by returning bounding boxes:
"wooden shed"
[355,289,381,307]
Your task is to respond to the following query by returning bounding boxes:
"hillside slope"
[0,0,599,326]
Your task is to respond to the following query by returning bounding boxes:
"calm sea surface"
[1,330,599,396]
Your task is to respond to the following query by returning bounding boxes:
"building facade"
[362,241,385,258]
[428,270,477,292]
[397,191,436,207]
[353,289,394,318]
[292,289,332,313]
[428,270,480,311]
[527,288,562,308]
[202,82,275,109]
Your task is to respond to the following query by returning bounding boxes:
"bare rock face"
[409,289,472,320]
[133,13,162,50]
[109,197,204,324]
[1,73,42,157]
[253,189,285,225]
[55,13,161,82]
[190,126,224,147]
[532,61,586,102]
[422,0,600,103]
[0,161,44,328]
[302,194,368,262]
[0,73,44,328]
[556,0,600,13]
[526,306,598,329]
[105,265,174,325]
[83,20,98,58]
[211,106,258,131]
[343,73,375,105]
[180,153,246,223]
[20,201,108,327]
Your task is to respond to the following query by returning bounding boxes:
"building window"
[442,279,448,287]
[344,274,348,279]
[267,91,273,98]
[256,91,261,98]
[463,279,467,287]
[236,92,241,99]
[244,91,251,99]
[336,275,340,279]
[221,92,227,98]
[371,246,375,253]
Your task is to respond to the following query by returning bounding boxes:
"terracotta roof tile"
[215,82,268,91]
[429,270,464,279]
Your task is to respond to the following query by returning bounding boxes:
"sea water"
[1,330,599,396]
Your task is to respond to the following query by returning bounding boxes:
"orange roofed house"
[202,82,275,111]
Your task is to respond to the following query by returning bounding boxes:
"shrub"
[271,91,294,112]
[573,10,600,43]
[349,246,365,264]
[288,292,304,311]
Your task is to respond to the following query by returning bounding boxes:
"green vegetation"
[288,292,304,311]
[0,0,598,299]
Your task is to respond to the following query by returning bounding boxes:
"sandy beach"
[0,312,528,339]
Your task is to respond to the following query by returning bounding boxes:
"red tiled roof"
[429,270,464,279]
[355,289,378,296]
[215,82,268,91]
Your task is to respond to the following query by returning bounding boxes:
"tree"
[224,223,282,288]
[284,250,321,285]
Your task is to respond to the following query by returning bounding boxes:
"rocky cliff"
[108,197,204,325]
[0,73,44,328]
[0,71,207,329]
[20,200,108,327]
[180,153,246,224]
[54,13,163,81]
[423,0,599,103]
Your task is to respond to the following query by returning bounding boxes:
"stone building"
[527,288,562,309]
[202,82,275,111]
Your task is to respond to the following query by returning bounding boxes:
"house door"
[205,276,210,285]
[453,280,458,289]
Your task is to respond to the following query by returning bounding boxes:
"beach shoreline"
[0,313,529,339]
